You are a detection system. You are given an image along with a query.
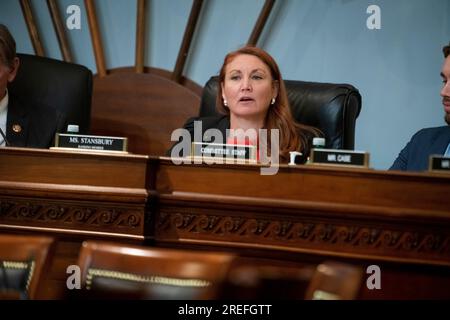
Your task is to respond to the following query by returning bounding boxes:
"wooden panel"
[155,158,450,213]
[135,0,147,73]
[154,158,450,267]
[90,71,200,156]
[0,147,148,188]
[85,0,107,77]
[1,149,450,299]
[0,148,149,241]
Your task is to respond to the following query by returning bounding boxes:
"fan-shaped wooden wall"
[18,0,275,155]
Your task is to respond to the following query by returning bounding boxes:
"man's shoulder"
[412,125,449,139]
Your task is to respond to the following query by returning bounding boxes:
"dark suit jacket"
[168,115,229,157]
[6,94,66,148]
[390,125,450,171]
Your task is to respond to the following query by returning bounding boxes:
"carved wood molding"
[0,197,145,236]
[156,208,450,266]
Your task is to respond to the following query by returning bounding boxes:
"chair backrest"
[8,53,93,134]
[0,234,54,299]
[224,259,362,300]
[76,241,235,299]
[199,76,362,150]
[304,261,363,300]
[224,262,316,299]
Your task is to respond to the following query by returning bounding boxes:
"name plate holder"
[309,148,370,168]
[191,142,257,164]
[53,133,128,153]
[428,155,450,173]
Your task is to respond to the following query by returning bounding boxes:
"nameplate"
[191,142,257,163]
[54,133,128,152]
[428,155,450,173]
[310,148,369,168]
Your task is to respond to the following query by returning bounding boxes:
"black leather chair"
[8,53,93,134]
[0,235,54,300]
[199,76,362,150]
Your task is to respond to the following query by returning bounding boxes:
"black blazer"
[168,115,313,163]
[168,115,229,158]
[6,94,66,148]
[183,115,230,142]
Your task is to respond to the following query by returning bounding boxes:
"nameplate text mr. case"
[310,148,370,168]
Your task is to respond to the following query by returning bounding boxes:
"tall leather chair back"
[199,76,362,150]
[8,53,93,134]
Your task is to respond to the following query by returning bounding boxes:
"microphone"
[0,126,10,147]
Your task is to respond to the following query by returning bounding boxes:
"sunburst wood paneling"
[90,67,200,155]
[172,0,203,83]
[248,0,276,46]
[89,0,202,155]
[19,0,45,56]
[18,1,278,156]
[135,0,147,73]
[85,0,107,77]
[47,0,73,62]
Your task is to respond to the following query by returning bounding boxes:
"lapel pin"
[12,124,22,133]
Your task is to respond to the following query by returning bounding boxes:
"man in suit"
[390,42,450,171]
[0,24,66,148]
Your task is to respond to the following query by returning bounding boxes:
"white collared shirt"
[0,89,8,147]
[445,141,450,157]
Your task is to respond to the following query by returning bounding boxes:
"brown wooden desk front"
[1,147,449,299]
